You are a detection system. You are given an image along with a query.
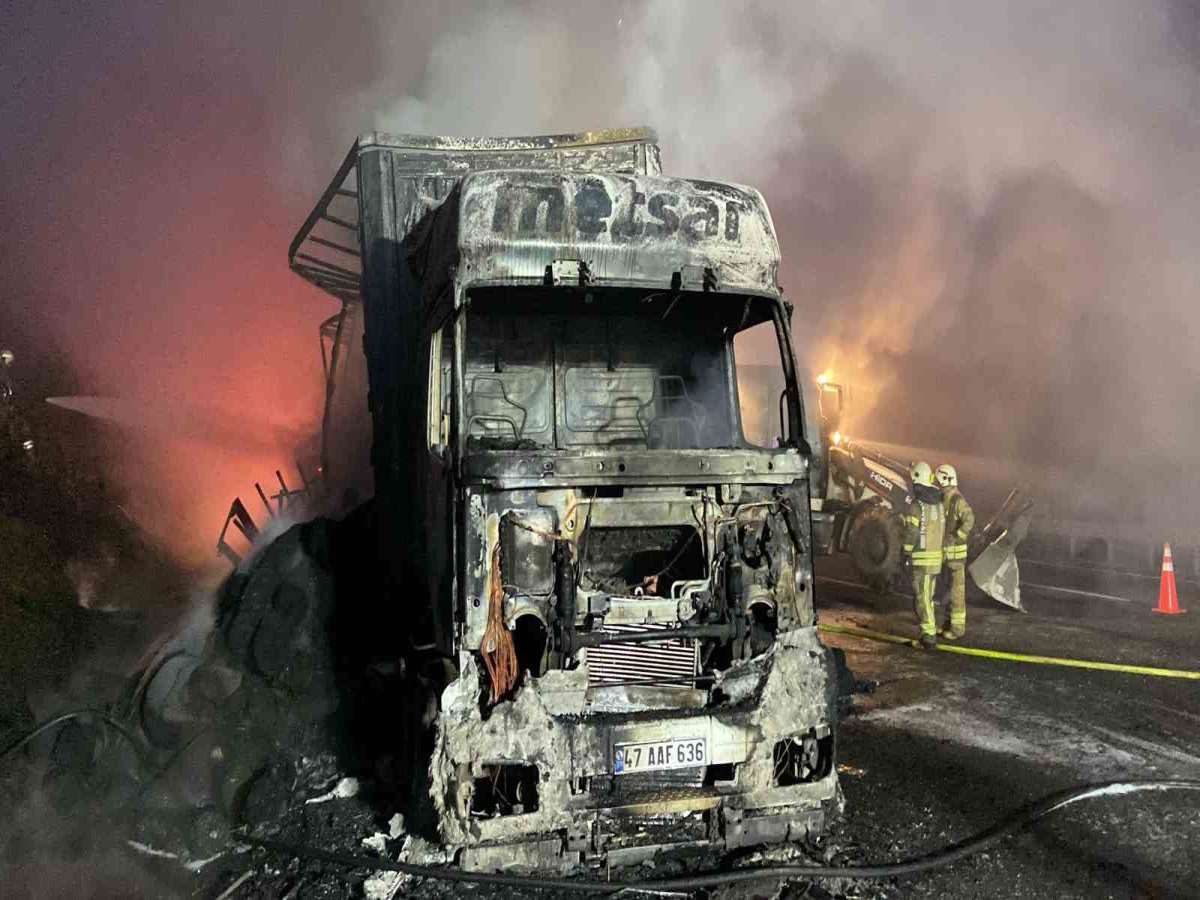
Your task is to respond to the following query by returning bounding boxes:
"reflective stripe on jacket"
[902,495,945,570]
[941,488,975,564]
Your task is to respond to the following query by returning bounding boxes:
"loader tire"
[848,505,903,585]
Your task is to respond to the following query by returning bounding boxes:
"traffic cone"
[1154,543,1186,615]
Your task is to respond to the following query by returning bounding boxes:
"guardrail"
[1018,517,1199,585]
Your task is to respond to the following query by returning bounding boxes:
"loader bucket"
[967,490,1035,612]
[969,535,1024,611]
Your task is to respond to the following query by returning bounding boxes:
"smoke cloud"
[3,0,1199,564]
[351,0,1200,526]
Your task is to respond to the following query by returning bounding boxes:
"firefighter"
[903,460,945,648]
[0,349,13,400]
[936,463,975,640]
[1,349,16,446]
[0,348,34,461]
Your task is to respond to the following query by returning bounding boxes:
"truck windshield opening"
[463,286,790,452]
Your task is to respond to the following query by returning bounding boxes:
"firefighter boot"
[912,569,938,648]
[939,563,967,640]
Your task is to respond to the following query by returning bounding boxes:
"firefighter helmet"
[0,349,12,366]
[935,464,958,488]
[910,460,935,487]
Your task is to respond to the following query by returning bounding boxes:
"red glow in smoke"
[95,209,333,566]
[39,165,335,567]
[0,3,367,570]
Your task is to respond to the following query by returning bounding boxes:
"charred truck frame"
[290,129,841,870]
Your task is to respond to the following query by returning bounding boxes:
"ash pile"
[0,509,413,897]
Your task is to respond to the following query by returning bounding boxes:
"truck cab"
[291,129,841,870]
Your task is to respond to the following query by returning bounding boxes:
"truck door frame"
[423,303,460,656]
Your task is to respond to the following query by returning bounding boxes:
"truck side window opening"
[733,317,789,448]
[463,287,789,451]
[427,325,453,451]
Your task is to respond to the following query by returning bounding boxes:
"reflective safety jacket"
[942,488,975,563]
[903,484,945,570]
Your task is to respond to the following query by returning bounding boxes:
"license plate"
[613,737,707,774]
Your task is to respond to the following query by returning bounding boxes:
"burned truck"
[280,128,840,869]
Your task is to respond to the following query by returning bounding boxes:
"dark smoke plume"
[336,0,1200,529]
[3,0,1200,564]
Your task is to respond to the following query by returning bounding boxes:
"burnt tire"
[219,519,338,700]
[848,505,903,585]
[211,521,341,821]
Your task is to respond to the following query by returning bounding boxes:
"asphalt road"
[810,557,1200,900]
[10,550,1199,899]
[186,558,1200,900]
[228,560,1200,900]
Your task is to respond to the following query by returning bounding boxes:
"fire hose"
[0,709,147,768]
[818,621,1200,680]
[239,780,1200,893]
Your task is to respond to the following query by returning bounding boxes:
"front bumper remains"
[430,627,842,872]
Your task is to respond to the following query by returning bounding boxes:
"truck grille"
[585,624,700,687]
[590,766,708,803]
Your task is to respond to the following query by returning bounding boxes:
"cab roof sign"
[456,171,781,294]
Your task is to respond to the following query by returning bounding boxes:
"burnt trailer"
[287,129,841,870]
